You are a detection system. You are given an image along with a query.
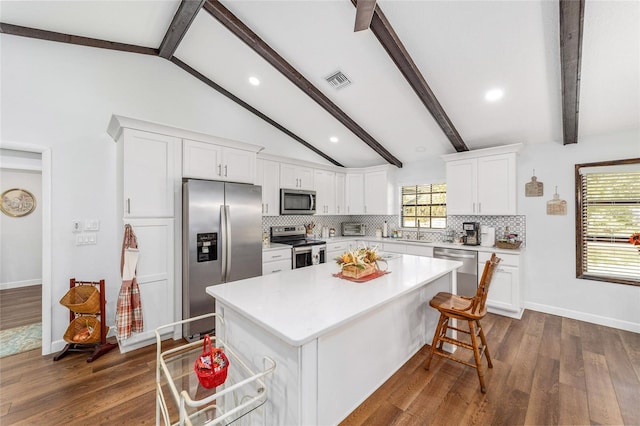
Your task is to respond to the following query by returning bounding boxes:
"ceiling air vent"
[325,70,352,90]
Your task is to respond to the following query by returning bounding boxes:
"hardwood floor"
[0,310,638,425]
[0,285,41,330]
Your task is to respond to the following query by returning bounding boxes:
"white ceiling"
[1,0,638,168]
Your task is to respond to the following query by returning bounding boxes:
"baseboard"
[0,279,41,290]
[524,301,640,333]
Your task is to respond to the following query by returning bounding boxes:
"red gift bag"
[194,335,229,389]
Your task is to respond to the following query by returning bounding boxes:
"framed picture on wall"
[1,188,36,217]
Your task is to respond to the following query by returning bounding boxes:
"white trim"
[441,142,522,161]
[107,114,264,153]
[0,279,41,290]
[524,301,640,333]
[0,140,52,355]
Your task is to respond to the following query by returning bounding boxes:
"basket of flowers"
[335,245,386,279]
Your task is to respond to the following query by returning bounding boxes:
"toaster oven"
[342,222,366,236]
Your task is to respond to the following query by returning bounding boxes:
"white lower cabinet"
[262,248,292,275]
[478,251,523,319]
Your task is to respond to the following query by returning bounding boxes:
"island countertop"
[206,254,462,346]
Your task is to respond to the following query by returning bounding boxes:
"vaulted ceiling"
[1,0,638,168]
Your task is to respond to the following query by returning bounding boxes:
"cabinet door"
[445,159,477,215]
[364,170,388,214]
[124,129,179,218]
[346,173,365,214]
[119,218,174,349]
[183,139,221,180]
[222,147,255,184]
[280,164,313,189]
[297,167,314,190]
[477,154,516,215]
[335,173,346,215]
[314,170,335,215]
[257,159,280,216]
[485,265,519,313]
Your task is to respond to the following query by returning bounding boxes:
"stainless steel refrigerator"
[182,179,263,339]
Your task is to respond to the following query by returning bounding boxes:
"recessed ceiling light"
[329,136,339,143]
[485,88,504,102]
[248,76,260,86]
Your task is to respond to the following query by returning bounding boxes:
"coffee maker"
[462,222,480,245]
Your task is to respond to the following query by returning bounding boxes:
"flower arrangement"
[630,232,640,253]
[336,244,382,278]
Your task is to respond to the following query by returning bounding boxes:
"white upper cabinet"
[183,139,255,184]
[363,167,396,215]
[314,169,336,215]
[120,128,180,218]
[256,159,280,216]
[280,163,314,190]
[444,144,521,216]
[346,173,365,214]
[335,172,346,215]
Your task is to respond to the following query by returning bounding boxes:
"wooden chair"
[425,253,501,393]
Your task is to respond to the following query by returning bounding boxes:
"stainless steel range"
[270,225,326,269]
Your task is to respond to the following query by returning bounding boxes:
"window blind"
[579,169,640,283]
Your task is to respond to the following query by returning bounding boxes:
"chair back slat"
[471,253,501,315]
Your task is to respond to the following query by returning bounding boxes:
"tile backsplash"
[263,214,526,246]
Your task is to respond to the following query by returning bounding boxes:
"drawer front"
[264,248,292,262]
[327,242,349,252]
[479,251,519,267]
[262,258,292,275]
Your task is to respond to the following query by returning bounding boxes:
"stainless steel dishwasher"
[433,247,478,297]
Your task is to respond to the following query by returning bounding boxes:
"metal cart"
[155,314,276,425]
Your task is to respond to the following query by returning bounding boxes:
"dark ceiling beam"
[559,0,585,145]
[203,0,402,168]
[0,22,158,55]
[159,0,206,59]
[171,57,344,167]
[357,1,469,152]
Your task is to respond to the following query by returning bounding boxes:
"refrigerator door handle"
[224,205,232,282]
[221,204,228,281]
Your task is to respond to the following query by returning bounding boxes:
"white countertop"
[207,254,462,346]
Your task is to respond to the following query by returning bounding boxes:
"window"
[576,158,640,286]
[401,184,446,229]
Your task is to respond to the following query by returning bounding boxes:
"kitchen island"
[206,254,462,425]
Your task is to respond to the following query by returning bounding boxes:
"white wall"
[518,131,640,331]
[0,34,331,353]
[0,167,42,288]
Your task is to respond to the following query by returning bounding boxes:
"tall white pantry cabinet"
[107,115,263,352]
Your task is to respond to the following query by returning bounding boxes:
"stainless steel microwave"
[280,189,316,215]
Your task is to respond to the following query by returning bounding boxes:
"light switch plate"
[85,219,100,231]
[72,220,82,233]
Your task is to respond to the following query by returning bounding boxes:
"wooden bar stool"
[425,253,501,393]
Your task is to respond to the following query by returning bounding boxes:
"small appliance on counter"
[462,222,480,245]
[480,225,496,247]
[342,222,366,236]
